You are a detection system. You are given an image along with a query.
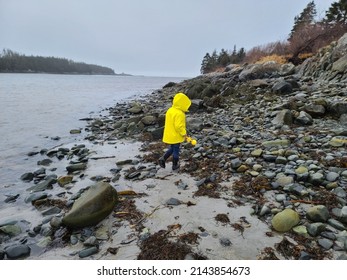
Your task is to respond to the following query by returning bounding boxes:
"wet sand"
[31,139,282,260]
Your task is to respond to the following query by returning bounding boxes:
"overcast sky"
[0,0,337,77]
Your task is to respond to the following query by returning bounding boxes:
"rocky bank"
[2,34,347,260]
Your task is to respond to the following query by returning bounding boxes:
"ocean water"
[0,73,185,189]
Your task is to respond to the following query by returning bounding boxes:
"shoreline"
[2,57,347,259]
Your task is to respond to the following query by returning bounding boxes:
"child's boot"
[158,153,170,168]
[172,158,180,171]
[158,157,166,168]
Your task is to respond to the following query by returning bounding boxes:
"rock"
[272,109,293,126]
[295,111,313,125]
[78,246,99,258]
[37,158,53,166]
[262,139,290,147]
[304,103,325,117]
[220,237,232,247]
[66,163,87,173]
[57,175,74,187]
[20,172,34,182]
[5,245,31,260]
[166,198,182,206]
[272,81,293,94]
[306,205,330,222]
[271,208,300,232]
[0,224,22,236]
[70,129,82,134]
[26,177,56,193]
[141,115,157,125]
[62,182,118,228]
[307,222,326,237]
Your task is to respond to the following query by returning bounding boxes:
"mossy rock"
[62,182,118,228]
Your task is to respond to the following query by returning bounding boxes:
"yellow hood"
[172,92,191,112]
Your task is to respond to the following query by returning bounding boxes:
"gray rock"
[78,246,99,258]
[5,245,31,260]
[62,182,118,228]
[306,205,330,222]
[166,198,182,206]
[66,163,87,173]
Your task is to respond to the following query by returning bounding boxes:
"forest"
[200,0,347,74]
[0,49,115,75]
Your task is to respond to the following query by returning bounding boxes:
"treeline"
[0,49,115,75]
[201,0,347,74]
[200,46,246,74]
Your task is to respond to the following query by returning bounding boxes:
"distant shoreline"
[0,71,133,76]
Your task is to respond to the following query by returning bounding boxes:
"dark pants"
[164,143,180,161]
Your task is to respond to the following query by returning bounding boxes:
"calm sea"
[0,73,185,187]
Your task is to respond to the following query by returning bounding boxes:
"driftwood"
[90,156,116,160]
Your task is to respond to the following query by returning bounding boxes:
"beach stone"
[0,224,22,237]
[271,208,300,232]
[20,172,34,182]
[251,149,263,157]
[326,172,340,182]
[166,198,181,206]
[62,182,118,228]
[262,139,290,147]
[141,115,157,125]
[306,205,330,222]
[66,163,87,173]
[318,238,334,250]
[5,245,31,260]
[37,158,53,166]
[57,175,74,187]
[41,206,61,216]
[338,206,347,223]
[295,111,313,125]
[292,225,309,237]
[26,177,56,192]
[307,222,326,237]
[79,246,99,258]
[25,193,48,203]
[329,137,347,147]
[230,158,242,169]
[308,172,325,186]
[70,129,81,134]
[272,109,293,126]
[220,237,232,247]
[276,176,294,187]
[328,219,346,231]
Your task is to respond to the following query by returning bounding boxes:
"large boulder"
[272,208,300,232]
[62,182,118,228]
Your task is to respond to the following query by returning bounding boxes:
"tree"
[289,1,317,42]
[325,0,347,25]
[217,48,230,67]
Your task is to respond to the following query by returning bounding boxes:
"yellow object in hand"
[186,136,197,146]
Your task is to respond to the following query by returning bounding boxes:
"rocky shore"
[2,34,347,260]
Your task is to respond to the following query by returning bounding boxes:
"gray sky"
[0,0,336,77]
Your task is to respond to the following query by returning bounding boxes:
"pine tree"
[289,1,317,41]
[200,53,212,74]
[325,0,347,25]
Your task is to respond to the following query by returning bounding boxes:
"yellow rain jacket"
[162,92,191,144]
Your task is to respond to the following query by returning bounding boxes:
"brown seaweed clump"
[215,213,230,225]
[194,182,221,198]
[137,230,206,260]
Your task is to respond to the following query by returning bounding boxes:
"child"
[159,92,191,170]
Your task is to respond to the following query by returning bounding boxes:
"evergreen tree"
[289,1,317,41]
[325,0,347,25]
[200,52,212,74]
[217,48,230,67]
[237,47,246,62]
